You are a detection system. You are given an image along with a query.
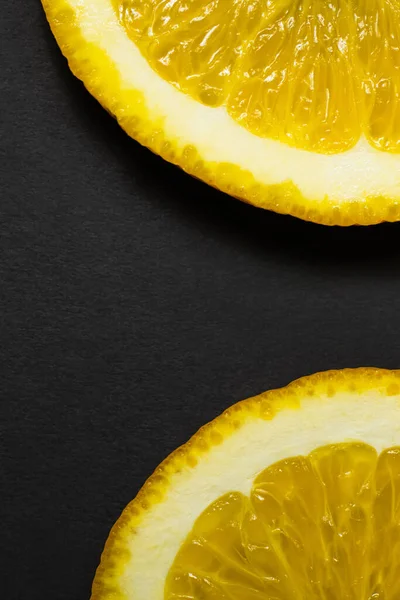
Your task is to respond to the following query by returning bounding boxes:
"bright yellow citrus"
[42,0,400,224]
[167,443,400,599]
[91,368,400,600]
[119,0,400,155]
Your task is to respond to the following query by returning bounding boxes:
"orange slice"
[42,0,400,224]
[91,368,400,599]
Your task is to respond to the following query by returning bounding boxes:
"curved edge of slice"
[89,367,400,600]
[42,0,400,227]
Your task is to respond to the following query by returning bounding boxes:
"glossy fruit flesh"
[166,442,400,599]
[116,0,400,155]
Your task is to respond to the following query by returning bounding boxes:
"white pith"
[66,0,400,205]
[116,389,400,599]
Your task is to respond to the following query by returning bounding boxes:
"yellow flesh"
[166,442,400,599]
[117,0,400,154]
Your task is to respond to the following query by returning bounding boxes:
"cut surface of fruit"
[118,0,400,155]
[91,368,400,600]
[166,443,400,599]
[42,0,400,225]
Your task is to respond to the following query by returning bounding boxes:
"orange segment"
[166,442,400,599]
[118,0,400,154]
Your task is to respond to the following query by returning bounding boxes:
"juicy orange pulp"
[165,442,400,599]
[116,0,400,154]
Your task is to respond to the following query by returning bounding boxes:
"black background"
[2,3,400,600]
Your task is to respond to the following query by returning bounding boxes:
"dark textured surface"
[2,3,400,600]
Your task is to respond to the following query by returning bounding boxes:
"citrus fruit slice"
[42,0,400,225]
[92,368,400,600]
